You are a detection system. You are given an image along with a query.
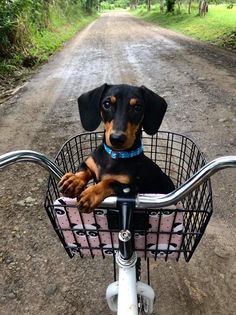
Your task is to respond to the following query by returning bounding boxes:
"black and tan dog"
[59,84,174,213]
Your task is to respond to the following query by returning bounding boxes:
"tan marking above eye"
[111,96,116,104]
[129,98,138,106]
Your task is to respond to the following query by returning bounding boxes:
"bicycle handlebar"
[0,150,236,208]
[0,150,64,179]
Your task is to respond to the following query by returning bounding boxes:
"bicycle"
[0,130,236,315]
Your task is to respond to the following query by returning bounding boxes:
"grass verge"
[133,4,236,50]
[29,16,96,64]
[0,13,97,75]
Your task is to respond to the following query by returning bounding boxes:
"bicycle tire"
[136,258,145,314]
[136,257,142,281]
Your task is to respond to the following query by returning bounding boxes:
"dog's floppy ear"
[78,84,108,131]
[141,86,168,135]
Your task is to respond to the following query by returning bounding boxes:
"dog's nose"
[110,133,127,147]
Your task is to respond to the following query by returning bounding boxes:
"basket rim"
[54,129,207,163]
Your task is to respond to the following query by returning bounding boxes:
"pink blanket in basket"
[53,196,184,259]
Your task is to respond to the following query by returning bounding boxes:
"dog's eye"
[134,104,142,112]
[103,100,111,110]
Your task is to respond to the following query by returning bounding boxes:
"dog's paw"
[77,185,105,213]
[59,172,86,198]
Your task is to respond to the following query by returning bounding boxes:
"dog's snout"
[110,133,127,147]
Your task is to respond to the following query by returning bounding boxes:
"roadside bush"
[0,0,97,72]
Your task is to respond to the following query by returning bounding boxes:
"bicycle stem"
[117,192,136,261]
[0,150,236,208]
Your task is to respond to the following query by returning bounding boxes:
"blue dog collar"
[103,143,143,159]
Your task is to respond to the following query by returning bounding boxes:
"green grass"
[133,4,236,49]
[29,16,96,62]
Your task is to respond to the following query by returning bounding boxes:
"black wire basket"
[44,131,213,262]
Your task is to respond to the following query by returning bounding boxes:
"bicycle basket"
[44,131,213,262]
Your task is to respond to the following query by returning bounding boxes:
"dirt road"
[0,11,236,315]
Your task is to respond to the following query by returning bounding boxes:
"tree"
[188,0,192,14]
[199,0,208,16]
[160,0,164,13]
[166,0,176,12]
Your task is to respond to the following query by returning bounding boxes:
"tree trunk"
[177,0,181,12]
[199,0,208,16]
[160,0,164,13]
[188,0,192,14]
[166,0,175,13]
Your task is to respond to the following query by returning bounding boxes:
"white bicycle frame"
[0,151,236,315]
[106,252,155,315]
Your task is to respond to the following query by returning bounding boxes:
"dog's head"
[78,84,167,150]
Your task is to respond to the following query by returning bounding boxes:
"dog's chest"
[95,148,144,185]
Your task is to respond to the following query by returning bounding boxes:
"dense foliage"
[0,0,97,68]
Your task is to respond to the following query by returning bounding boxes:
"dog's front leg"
[59,158,97,198]
[78,175,130,213]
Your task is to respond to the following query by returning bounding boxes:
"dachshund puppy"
[59,84,174,213]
